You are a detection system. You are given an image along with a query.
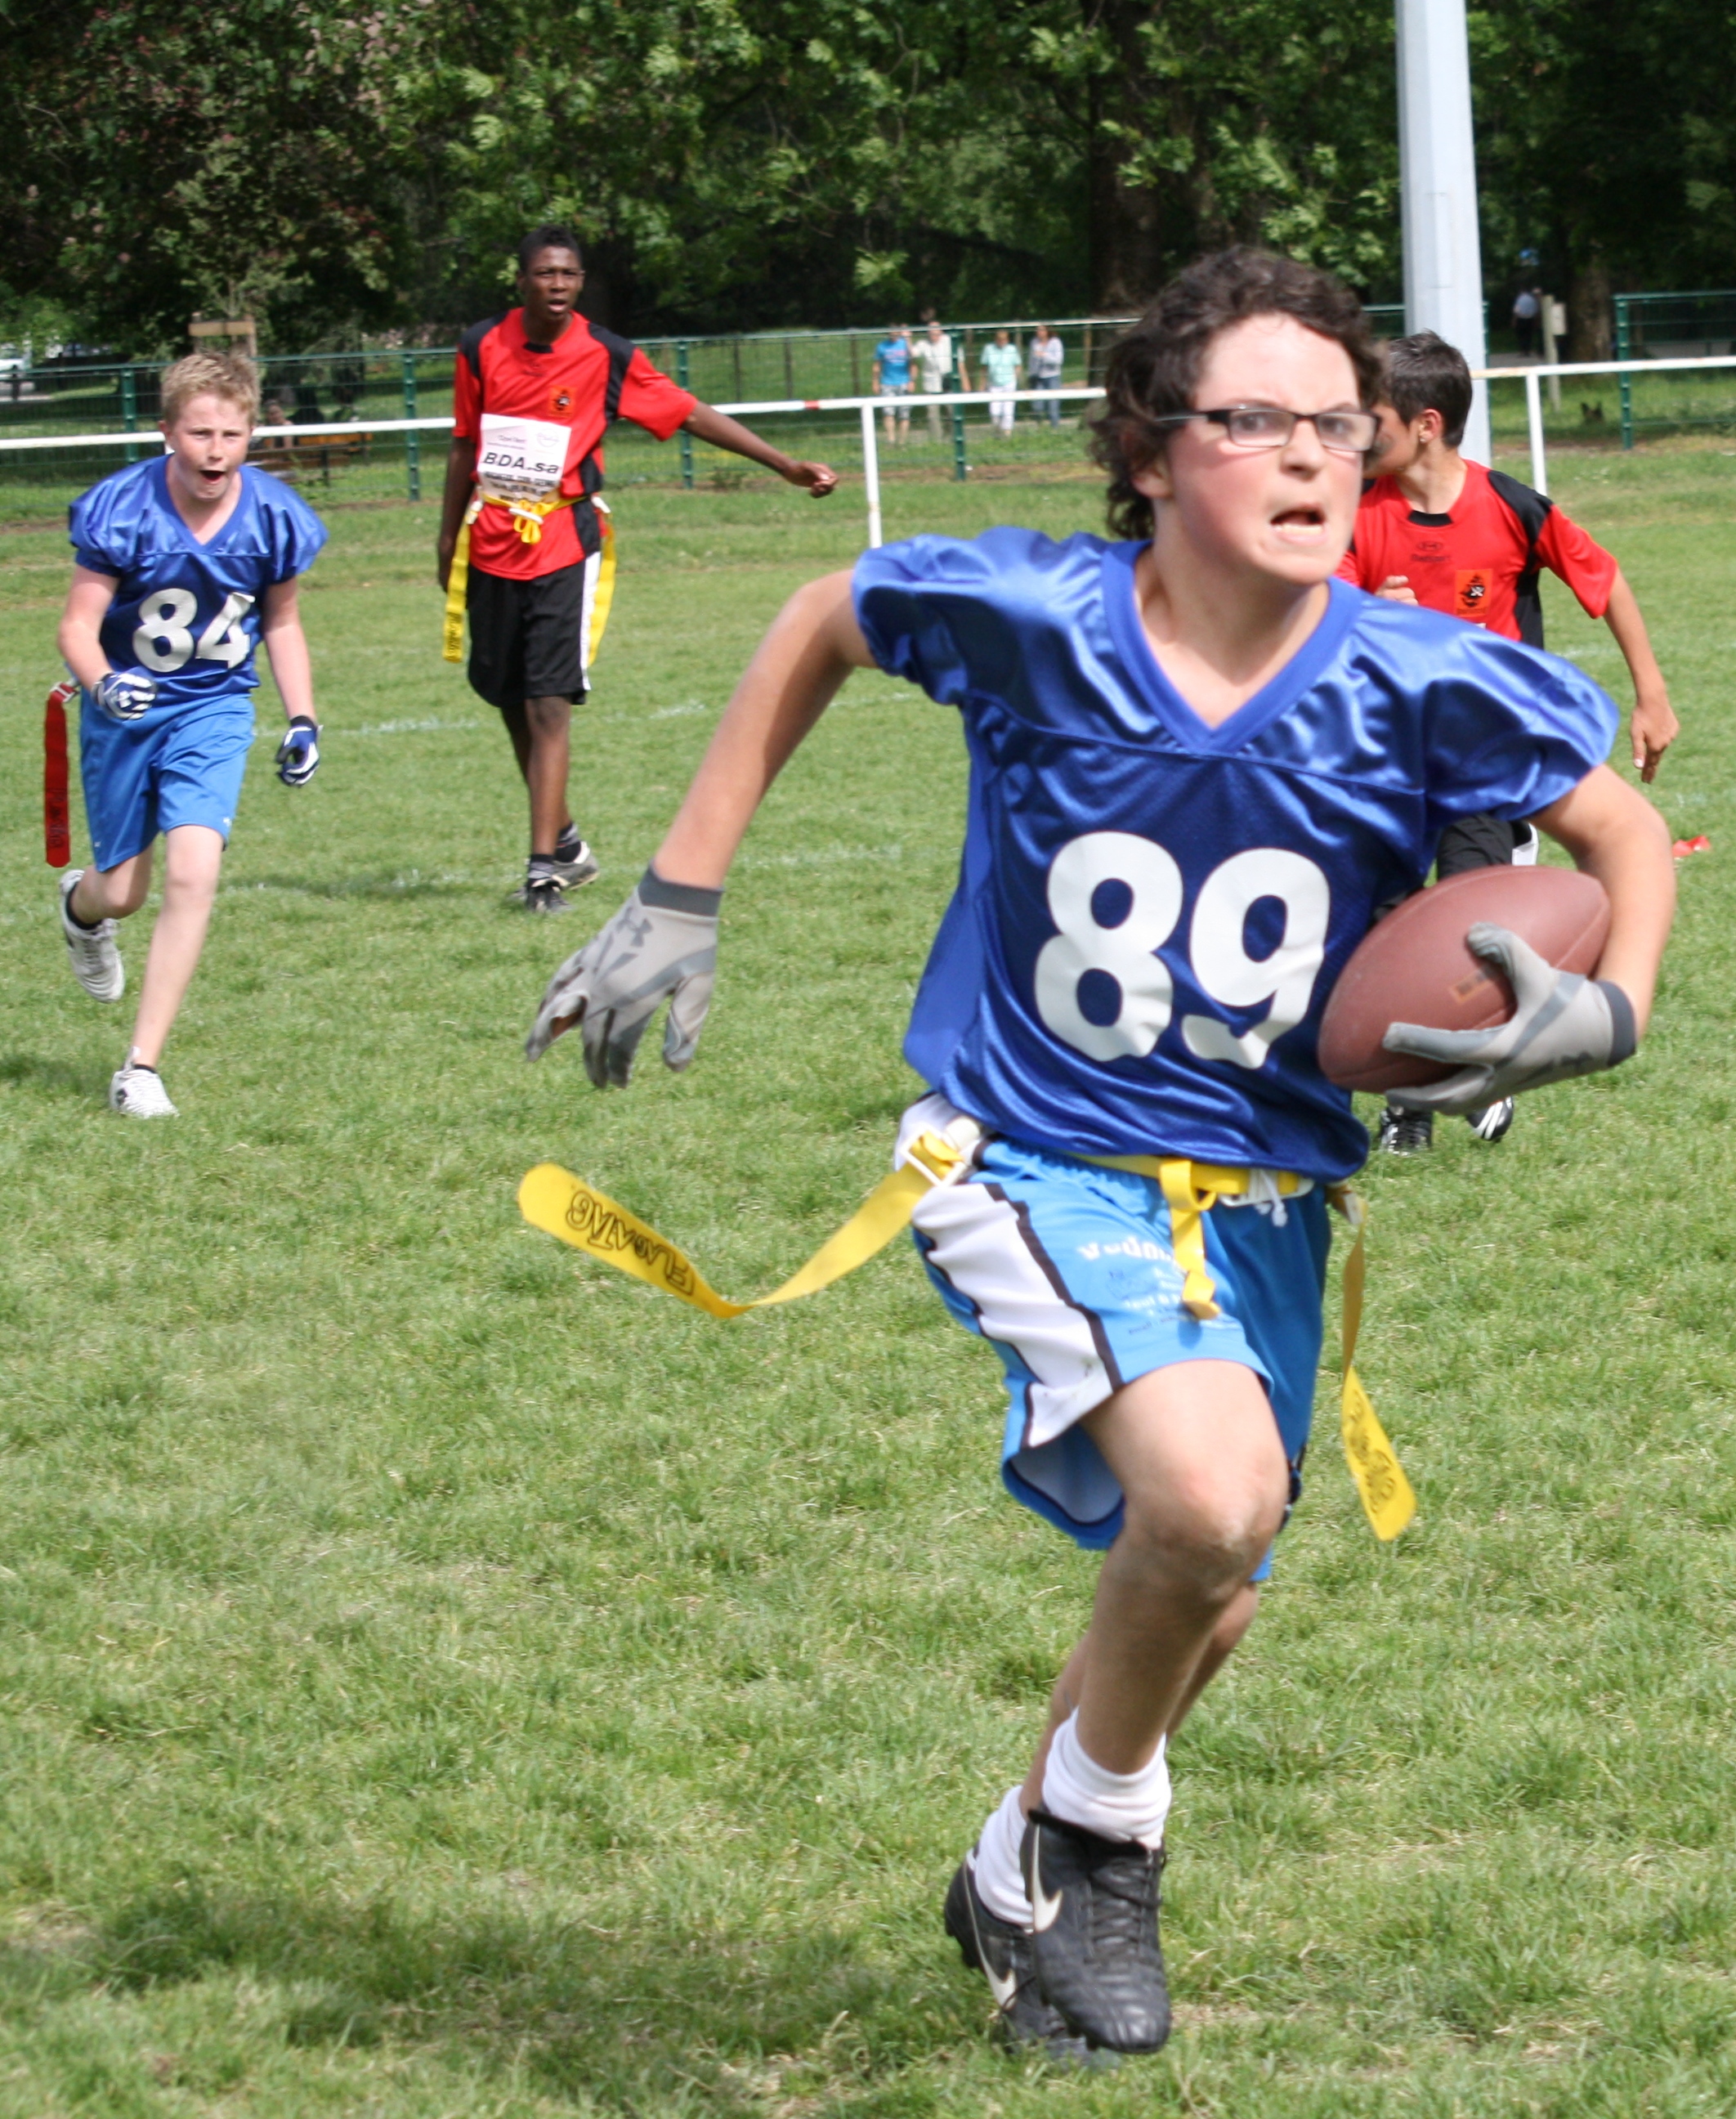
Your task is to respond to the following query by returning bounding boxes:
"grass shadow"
[234,871,496,903]
[0,1052,113,1101]
[4,1880,964,2108]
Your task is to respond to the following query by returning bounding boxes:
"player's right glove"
[92,669,157,722]
[1383,921,1637,1116]
[275,716,321,786]
[525,867,721,1087]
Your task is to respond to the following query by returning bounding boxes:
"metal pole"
[951,377,968,482]
[1616,297,1633,450]
[860,403,883,549]
[1524,369,1546,496]
[120,366,138,464]
[1396,0,1490,462]
[678,340,695,488]
[401,352,420,501]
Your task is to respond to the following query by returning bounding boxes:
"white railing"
[8,362,1736,540]
[0,389,1102,550]
[1476,354,1736,495]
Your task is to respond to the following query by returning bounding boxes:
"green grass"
[2,451,1735,2116]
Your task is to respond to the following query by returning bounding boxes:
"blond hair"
[160,352,260,426]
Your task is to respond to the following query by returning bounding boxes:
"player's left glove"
[275,716,321,786]
[1383,922,1636,1117]
[524,868,720,1086]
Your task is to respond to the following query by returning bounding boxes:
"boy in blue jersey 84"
[56,352,328,1118]
[527,251,1674,2059]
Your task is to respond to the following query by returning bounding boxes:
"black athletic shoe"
[1375,1104,1434,1155]
[1021,1810,1170,2055]
[519,874,570,914]
[1467,1097,1515,1143]
[943,1858,1112,2068]
[545,836,600,890]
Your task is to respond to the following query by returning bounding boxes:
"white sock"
[1040,1711,1171,1848]
[970,1784,1032,1929]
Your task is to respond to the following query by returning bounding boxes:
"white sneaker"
[60,870,124,1001]
[109,1063,177,1118]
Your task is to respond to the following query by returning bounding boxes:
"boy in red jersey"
[437,226,839,912]
[1338,330,1678,1152]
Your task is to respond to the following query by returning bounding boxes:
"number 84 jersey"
[69,458,328,715]
[854,530,1616,1182]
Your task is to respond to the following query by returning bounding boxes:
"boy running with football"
[56,352,327,1118]
[1340,329,1678,1151]
[526,252,1672,2061]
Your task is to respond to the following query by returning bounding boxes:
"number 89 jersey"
[69,458,327,714]
[854,530,1617,1182]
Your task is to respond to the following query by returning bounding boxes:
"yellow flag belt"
[443,493,617,665]
[518,1135,1415,1543]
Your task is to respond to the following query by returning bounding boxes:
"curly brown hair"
[1089,249,1383,540]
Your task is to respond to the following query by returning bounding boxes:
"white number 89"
[1032,831,1331,1073]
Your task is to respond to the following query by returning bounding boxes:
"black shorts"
[465,554,603,710]
[1436,812,1532,876]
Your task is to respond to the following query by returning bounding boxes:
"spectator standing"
[1027,324,1065,426]
[873,325,914,445]
[912,320,957,442]
[1511,287,1541,357]
[981,329,1022,434]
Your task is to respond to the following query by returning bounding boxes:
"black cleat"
[1467,1096,1515,1143]
[545,836,600,891]
[1376,1103,1434,1155]
[519,874,570,914]
[1021,1810,1170,2054]
[944,1858,1114,2068]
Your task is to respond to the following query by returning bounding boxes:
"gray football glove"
[1384,921,1636,1116]
[524,867,721,1086]
[93,669,157,722]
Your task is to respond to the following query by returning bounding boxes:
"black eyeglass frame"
[1152,405,1380,455]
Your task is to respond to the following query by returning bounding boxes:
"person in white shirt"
[981,329,1022,434]
[1027,324,1065,426]
[913,320,958,442]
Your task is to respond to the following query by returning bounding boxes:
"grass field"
[2,446,1734,2117]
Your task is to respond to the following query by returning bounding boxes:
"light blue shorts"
[910,1129,1330,1566]
[80,693,256,870]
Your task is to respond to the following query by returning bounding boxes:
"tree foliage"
[3,0,1734,352]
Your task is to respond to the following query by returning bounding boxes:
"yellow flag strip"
[443,493,614,666]
[517,1137,1415,1540]
[1333,1194,1416,1540]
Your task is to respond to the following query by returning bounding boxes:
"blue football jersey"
[69,457,327,714]
[854,530,1618,1181]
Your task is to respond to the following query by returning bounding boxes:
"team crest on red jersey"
[548,385,575,416]
[1454,568,1492,621]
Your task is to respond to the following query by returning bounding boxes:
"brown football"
[1318,865,1612,1093]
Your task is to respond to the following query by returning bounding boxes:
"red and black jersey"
[1336,459,1617,647]
[452,309,696,579]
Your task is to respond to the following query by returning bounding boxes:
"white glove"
[93,669,157,722]
[1384,922,1636,1116]
[525,867,721,1087]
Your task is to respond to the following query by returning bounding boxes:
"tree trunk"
[1085,1,1171,312]
[1566,245,1612,362]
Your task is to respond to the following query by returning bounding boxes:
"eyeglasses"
[1155,405,1380,455]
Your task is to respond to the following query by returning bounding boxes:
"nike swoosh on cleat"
[984,1957,1018,2009]
[1030,1842,1064,1933]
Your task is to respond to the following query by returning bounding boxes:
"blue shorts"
[80,693,256,870]
[908,1120,1330,1567]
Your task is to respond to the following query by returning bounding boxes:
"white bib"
[477,413,571,505]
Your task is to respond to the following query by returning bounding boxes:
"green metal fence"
[1613,291,1736,447]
